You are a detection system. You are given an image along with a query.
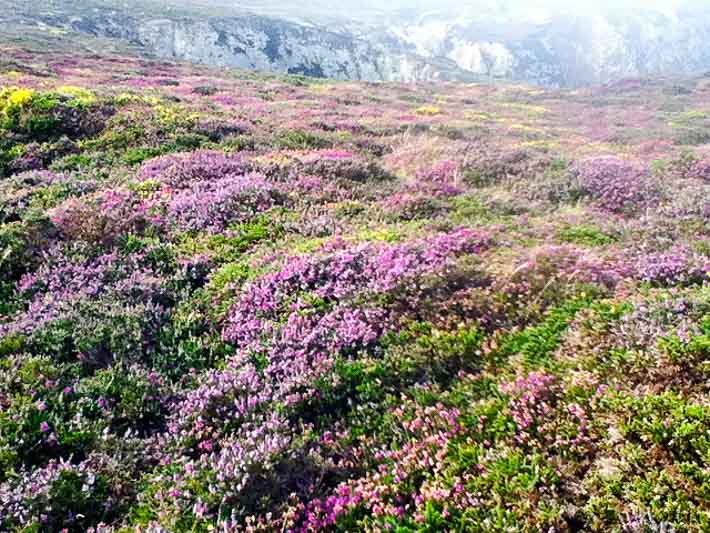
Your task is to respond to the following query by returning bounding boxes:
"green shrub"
[276,129,330,149]
[558,225,618,246]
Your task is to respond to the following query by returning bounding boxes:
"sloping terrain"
[6,0,710,86]
[0,44,709,531]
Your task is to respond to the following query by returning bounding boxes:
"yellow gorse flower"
[415,105,442,116]
[8,88,35,108]
[57,86,95,105]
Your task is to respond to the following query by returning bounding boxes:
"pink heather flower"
[571,156,658,214]
[40,422,51,433]
[193,500,209,518]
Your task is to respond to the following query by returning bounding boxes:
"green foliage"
[276,129,330,149]
[558,224,618,246]
[497,297,595,369]
[153,291,234,381]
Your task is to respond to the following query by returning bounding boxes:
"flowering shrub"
[635,247,709,286]
[686,157,710,182]
[289,150,392,183]
[382,181,463,220]
[0,457,116,531]
[415,159,461,183]
[50,188,161,245]
[571,156,659,213]
[166,174,286,233]
[137,150,251,189]
[1,245,174,364]
[462,145,550,187]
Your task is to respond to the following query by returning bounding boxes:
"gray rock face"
[404,7,710,87]
[6,1,710,87]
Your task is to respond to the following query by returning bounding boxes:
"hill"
[6,0,710,86]
[0,44,709,531]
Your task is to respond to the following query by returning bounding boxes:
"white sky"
[232,0,707,19]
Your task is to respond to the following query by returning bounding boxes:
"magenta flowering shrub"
[166,174,286,232]
[289,150,391,183]
[7,137,80,174]
[635,247,709,286]
[0,170,97,223]
[0,456,114,531]
[50,188,161,245]
[290,403,464,531]
[1,245,172,362]
[382,181,463,220]
[415,159,461,183]
[462,145,550,187]
[502,371,596,452]
[686,157,710,181]
[571,156,659,214]
[137,150,251,189]
[224,227,491,346]
[514,245,633,290]
[502,372,560,444]
[138,229,493,523]
[290,174,359,204]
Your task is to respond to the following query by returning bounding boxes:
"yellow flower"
[7,88,35,108]
[57,86,95,105]
[415,105,442,116]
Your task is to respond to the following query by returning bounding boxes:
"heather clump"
[289,149,392,183]
[166,174,286,233]
[135,229,493,526]
[382,181,463,221]
[461,144,551,188]
[137,150,251,188]
[1,245,174,364]
[0,170,97,224]
[635,246,709,286]
[50,188,161,246]
[571,156,659,214]
[0,87,113,176]
[415,158,461,183]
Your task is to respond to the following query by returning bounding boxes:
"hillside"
[0,44,709,531]
[6,0,710,86]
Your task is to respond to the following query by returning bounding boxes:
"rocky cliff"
[4,0,710,87]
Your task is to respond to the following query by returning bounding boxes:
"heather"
[0,46,709,532]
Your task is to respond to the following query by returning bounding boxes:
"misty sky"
[227,0,709,23]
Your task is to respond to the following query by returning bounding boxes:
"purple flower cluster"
[158,229,491,520]
[50,188,161,245]
[635,247,709,286]
[516,245,633,289]
[224,227,491,346]
[289,150,389,183]
[2,246,169,339]
[166,174,285,232]
[415,159,461,183]
[502,372,559,444]
[0,457,102,529]
[0,170,97,223]
[687,157,710,182]
[382,181,463,220]
[137,150,251,189]
[292,403,464,531]
[571,156,658,214]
